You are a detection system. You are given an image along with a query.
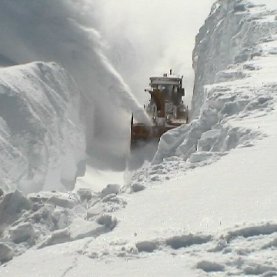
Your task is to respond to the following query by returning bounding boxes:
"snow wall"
[152,0,277,166]
[0,62,85,194]
[192,0,276,117]
[0,0,147,173]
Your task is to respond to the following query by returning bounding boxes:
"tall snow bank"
[0,0,146,170]
[192,0,276,117]
[150,0,277,169]
[0,62,85,194]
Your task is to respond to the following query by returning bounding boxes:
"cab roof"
[150,76,182,86]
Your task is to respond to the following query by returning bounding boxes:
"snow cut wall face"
[0,0,145,170]
[192,0,277,117]
[0,62,85,194]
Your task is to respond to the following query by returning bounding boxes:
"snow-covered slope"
[1,0,277,276]
[0,0,146,170]
[0,62,85,194]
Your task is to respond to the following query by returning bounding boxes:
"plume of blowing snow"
[0,0,148,170]
[91,0,214,104]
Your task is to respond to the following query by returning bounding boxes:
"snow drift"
[0,62,85,193]
[0,0,146,171]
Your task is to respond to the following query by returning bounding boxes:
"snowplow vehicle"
[131,70,189,149]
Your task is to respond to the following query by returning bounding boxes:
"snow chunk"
[226,223,277,242]
[197,128,223,151]
[165,234,212,250]
[136,241,159,253]
[29,191,78,209]
[9,223,35,244]
[130,183,145,193]
[244,264,277,275]
[96,214,117,230]
[101,184,121,198]
[0,190,31,227]
[38,228,71,249]
[262,237,277,249]
[77,188,93,202]
[188,152,215,164]
[69,218,111,241]
[87,204,104,219]
[0,243,13,264]
[196,260,225,272]
[47,195,76,209]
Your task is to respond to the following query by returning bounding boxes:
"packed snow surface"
[1,0,277,276]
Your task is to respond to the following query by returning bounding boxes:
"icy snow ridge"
[129,0,277,188]
[0,62,85,193]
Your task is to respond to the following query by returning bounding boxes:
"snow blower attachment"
[131,70,189,149]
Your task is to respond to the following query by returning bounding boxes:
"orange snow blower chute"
[131,70,189,149]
